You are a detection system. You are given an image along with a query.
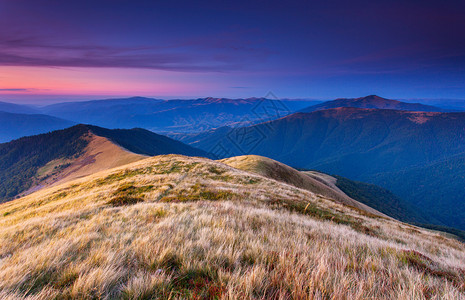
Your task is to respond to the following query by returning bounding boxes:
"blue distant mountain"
[39,97,319,132]
[299,95,445,113]
[180,105,465,230]
[0,111,75,143]
[0,101,41,114]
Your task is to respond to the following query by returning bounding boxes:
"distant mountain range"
[299,95,444,113]
[0,95,450,143]
[0,124,210,201]
[39,96,320,133]
[0,101,40,114]
[0,97,319,143]
[181,105,465,230]
[0,111,76,143]
[183,107,465,172]
[401,98,465,111]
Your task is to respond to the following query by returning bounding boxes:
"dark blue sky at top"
[1,0,465,102]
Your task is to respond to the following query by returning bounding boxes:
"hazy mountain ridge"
[0,111,76,143]
[0,101,41,114]
[38,97,319,133]
[0,95,445,143]
[299,95,445,113]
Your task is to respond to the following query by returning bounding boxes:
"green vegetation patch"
[208,165,226,175]
[96,161,201,188]
[161,183,237,203]
[36,158,72,180]
[267,197,385,238]
[107,183,154,207]
[273,198,352,226]
[157,252,183,272]
[95,170,143,186]
[51,191,69,201]
[114,183,154,195]
[141,250,225,300]
[170,268,225,300]
[397,250,465,291]
[108,195,144,207]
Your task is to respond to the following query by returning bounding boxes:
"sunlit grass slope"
[0,155,464,299]
[220,155,383,216]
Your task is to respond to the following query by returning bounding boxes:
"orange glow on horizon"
[0,66,217,96]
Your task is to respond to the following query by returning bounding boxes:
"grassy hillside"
[0,125,211,202]
[219,157,460,241]
[220,155,382,216]
[414,224,465,243]
[0,155,464,299]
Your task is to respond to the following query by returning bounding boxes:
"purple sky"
[1,0,465,103]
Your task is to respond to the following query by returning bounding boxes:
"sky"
[1,0,465,104]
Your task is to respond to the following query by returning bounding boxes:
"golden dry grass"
[0,155,464,299]
[21,133,145,197]
[220,155,383,216]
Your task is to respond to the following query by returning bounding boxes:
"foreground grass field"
[0,155,464,299]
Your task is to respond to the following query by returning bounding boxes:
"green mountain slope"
[0,125,210,201]
[183,107,465,230]
[0,125,89,199]
[371,152,465,230]
[332,175,431,224]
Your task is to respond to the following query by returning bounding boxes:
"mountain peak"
[300,95,442,113]
[358,94,385,99]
